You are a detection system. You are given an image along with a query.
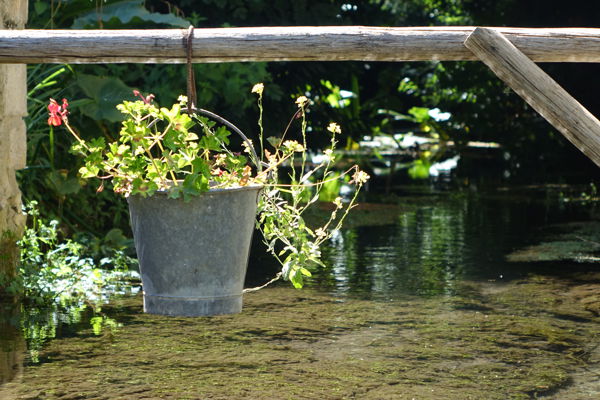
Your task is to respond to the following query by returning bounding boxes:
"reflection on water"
[322,204,469,296]
[317,189,595,297]
[0,299,23,388]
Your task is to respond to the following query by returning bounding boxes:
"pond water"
[2,184,600,399]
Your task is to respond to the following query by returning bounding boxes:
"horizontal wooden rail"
[2,26,600,64]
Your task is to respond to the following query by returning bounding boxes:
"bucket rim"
[128,182,263,199]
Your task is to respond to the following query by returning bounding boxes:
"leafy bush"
[3,201,138,305]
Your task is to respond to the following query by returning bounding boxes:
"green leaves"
[45,170,81,196]
[72,0,190,29]
[408,106,432,123]
[14,202,136,361]
[73,96,254,201]
[408,159,432,180]
[130,178,159,197]
[78,165,100,179]
[66,88,367,291]
[16,201,137,305]
[77,74,137,122]
[199,134,222,152]
[258,183,325,289]
[191,158,210,176]
[182,173,210,201]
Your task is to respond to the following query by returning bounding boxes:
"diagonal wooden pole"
[465,27,600,167]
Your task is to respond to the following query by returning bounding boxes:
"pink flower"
[133,90,155,105]
[47,98,69,126]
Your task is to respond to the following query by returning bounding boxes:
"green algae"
[506,221,600,263]
[3,274,600,400]
[5,188,600,399]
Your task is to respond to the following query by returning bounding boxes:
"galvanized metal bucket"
[127,185,262,317]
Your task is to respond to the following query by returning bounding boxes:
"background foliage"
[21,0,600,238]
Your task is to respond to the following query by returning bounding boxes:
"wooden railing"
[2,25,600,166]
[2,26,600,63]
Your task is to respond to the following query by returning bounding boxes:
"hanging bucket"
[127,185,262,316]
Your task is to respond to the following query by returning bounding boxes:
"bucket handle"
[182,26,264,173]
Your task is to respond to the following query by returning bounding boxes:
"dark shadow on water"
[0,297,23,388]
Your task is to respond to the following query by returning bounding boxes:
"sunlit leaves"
[408,159,431,179]
[16,201,137,305]
[69,88,368,291]
[78,165,100,178]
[75,96,252,200]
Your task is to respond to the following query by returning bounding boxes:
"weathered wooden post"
[0,0,27,293]
[465,27,600,167]
[0,1,28,394]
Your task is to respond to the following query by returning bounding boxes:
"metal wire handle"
[184,26,263,173]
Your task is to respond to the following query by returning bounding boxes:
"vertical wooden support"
[465,27,600,168]
[0,1,28,291]
[0,2,27,390]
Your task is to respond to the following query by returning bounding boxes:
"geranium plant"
[48,85,369,288]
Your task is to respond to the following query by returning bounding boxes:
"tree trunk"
[0,0,27,294]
